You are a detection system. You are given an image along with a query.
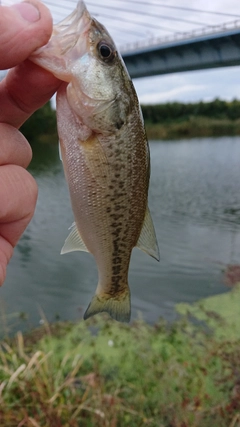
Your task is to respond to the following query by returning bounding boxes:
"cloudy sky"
[2,0,240,104]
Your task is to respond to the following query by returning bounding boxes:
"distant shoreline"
[20,99,240,143]
[142,99,240,140]
[145,116,240,140]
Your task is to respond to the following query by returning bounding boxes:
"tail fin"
[83,289,131,323]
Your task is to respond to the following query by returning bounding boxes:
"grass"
[1,286,240,426]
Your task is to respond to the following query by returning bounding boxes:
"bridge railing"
[120,19,240,54]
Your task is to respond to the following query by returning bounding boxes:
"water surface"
[1,137,240,332]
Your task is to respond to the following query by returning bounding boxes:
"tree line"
[20,101,57,142]
[141,98,240,124]
[20,98,240,143]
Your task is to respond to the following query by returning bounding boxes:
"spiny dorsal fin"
[136,207,160,261]
[61,222,89,254]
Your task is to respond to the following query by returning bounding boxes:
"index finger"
[0,60,61,128]
[0,1,61,127]
[0,1,52,69]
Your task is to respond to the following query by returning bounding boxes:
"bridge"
[40,1,240,80]
[43,0,240,80]
[1,0,240,82]
[121,21,240,79]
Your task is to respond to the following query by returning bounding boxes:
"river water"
[1,136,240,332]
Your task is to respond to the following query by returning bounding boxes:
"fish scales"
[58,88,148,294]
[30,0,159,322]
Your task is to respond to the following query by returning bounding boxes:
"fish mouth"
[51,0,90,42]
[30,1,92,81]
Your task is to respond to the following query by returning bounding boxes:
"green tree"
[20,101,57,143]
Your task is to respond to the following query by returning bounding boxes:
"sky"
[2,0,240,104]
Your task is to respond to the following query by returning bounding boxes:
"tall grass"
[1,295,240,427]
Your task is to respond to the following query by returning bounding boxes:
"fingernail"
[12,2,40,23]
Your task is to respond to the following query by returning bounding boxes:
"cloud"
[137,83,206,104]
[133,65,240,104]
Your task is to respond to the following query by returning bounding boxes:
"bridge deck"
[122,28,240,78]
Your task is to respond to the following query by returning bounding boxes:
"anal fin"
[136,207,160,261]
[61,222,89,254]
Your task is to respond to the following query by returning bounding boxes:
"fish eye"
[98,42,115,61]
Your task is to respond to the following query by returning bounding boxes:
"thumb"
[0,1,53,69]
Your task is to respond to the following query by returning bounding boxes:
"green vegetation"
[142,98,240,123]
[1,285,240,426]
[20,101,58,144]
[142,99,240,139]
[145,116,240,140]
[20,98,240,143]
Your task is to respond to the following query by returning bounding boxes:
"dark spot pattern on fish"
[113,192,125,198]
[111,222,122,228]
[114,148,121,156]
[113,256,122,264]
[109,275,124,295]
[112,227,122,237]
[115,119,124,130]
[113,265,121,275]
[110,213,124,220]
[114,204,122,211]
[113,251,124,258]
[114,163,125,171]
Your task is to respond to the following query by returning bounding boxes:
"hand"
[0,1,61,285]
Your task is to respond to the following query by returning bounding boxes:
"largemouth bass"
[31,0,159,322]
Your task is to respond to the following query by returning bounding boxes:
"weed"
[1,287,240,426]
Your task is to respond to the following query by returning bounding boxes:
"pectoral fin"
[61,222,89,254]
[80,134,110,187]
[58,142,62,162]
[136,207,160,261]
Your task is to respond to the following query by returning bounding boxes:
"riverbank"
[20,99,240,143]
[1,285,240,427]
[145,116,240,140]
[142,99,240,139]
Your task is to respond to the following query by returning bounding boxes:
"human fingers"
[0,1,53,70]
[0,123,32,168]
[0,60,61,128]
[0,164,38,285]
[0,235,12,285]
[0,0,61,128]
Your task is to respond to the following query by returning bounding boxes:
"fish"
[30,0,159,323]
